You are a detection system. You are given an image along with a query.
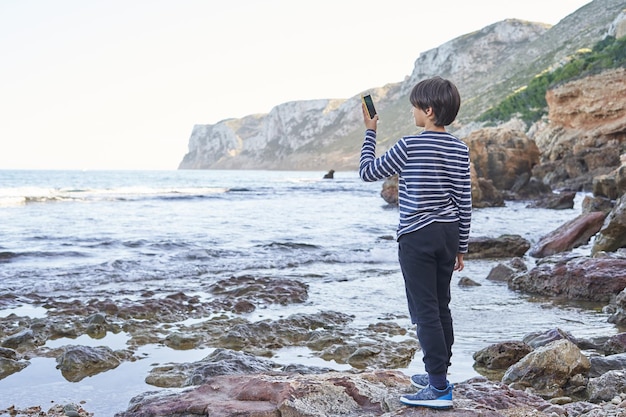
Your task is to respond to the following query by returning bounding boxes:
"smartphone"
[361,94,377,119]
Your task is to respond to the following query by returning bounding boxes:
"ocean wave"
[0,186,230,206]
[0,250,90,263]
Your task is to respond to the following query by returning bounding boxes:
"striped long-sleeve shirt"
[359,129,472,253]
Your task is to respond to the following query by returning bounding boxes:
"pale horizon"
[1,0,592,170]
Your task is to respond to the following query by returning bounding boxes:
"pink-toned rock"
[529,211,607,258]
[115,372,564,417]
[510,255,626,302]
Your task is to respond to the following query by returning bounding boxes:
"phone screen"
[362,95,377,119]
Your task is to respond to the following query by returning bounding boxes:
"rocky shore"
[2,68,626,416]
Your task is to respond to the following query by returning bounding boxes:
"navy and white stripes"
[360,129,472,253]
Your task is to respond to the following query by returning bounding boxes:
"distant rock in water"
[323,169,335,179]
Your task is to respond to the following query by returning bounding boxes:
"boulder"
[528,211,607,258]
[502,339,590,398]
[581,195,614,214]
[510,255,626,301]
[603,333,626,355]
[467,235,530,259]
[587,370,626,403]
[589,352,626,378]
[380,175,398,205]
[486,258,527,282]
[522,328,577,349]
[464,128,541,191]
[608,287,626,325]
[473,341,533,370]
[526,191,575,209]
[470,166,505,208]
[55,345,124,382]
[592,193,626,254]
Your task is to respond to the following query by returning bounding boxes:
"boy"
[359,76,472,409]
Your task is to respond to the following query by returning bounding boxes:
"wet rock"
[473,341,533,370]
[319,338,418,370]
[593,193,626,254]
[147,349,285,388]
[346,339,417,369]
[486,258,527,282]
[609,288,626,325]
[0,356,29,380]
[587,370,626,403]
[510,255,626,302]
[208,275,309,308]
[527,191,576,209]
[466,235,530,259]
[0,346,18,360]
[502,339,590,398]
[589,353,626,378]
[522,328,577,349]
[1,329,37,350]
[529,211,606,258]
[380,175,398,205]
[593,173,619,200]
[458,276,481,286]
[0,403,93,417]
[581,195,614,214]
[509,173,553,201]
[55,345,124,382]
[164,332,202,350]
[603,333,626,355]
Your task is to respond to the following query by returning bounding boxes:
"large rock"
[589,352,626,378]
[470,162,506,208]
[510,255,626,301]
[593,193,626,254]
[464,128,541,191]
[587,370,626,403]
[529,211,607,258]
[608,287,626,325]
[55,345,125,382]
[115,371,566,417]
[502,339,590,398]
[466,235,530,259]
[473,341,533,370]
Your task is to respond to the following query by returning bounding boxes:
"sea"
[0,169,618,415]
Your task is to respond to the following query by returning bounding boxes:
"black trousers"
[398,221,459,376]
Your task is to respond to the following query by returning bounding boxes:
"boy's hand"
[362,103,378,131]
[454,253,465,271]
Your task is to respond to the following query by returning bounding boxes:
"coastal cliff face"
[179,0,625,171]
[532,68,626,190]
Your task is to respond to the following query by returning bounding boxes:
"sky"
[0,0,593,170]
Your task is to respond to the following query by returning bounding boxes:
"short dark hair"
[409,77,461,126]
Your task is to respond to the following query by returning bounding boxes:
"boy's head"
[409,77,460,126]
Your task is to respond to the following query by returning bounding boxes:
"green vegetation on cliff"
[479,35,626,125]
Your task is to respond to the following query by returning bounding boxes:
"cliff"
[179,0,625,171]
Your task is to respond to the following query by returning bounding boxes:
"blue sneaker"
[400,383,453,409]
[410,373,429,388]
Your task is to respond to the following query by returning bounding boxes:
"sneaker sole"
[400,397,453,409]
